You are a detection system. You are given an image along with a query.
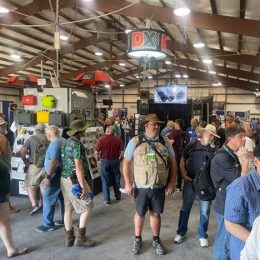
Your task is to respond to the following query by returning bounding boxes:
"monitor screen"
[103,99,113,106]
[154,85,187,104]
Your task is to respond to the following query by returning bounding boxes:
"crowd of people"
[0,112,260,259]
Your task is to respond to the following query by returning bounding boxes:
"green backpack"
[32,136,49,168]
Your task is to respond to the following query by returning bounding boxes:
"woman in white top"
[240,215,260,260]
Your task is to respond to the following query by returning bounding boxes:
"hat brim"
[67,122,89,137]
[203,129,220,138]
[144,120,165,124]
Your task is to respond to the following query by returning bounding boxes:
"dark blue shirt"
[186,127,197,141]
[224,169,260,260]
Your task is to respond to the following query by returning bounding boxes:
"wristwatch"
[46,175,52,180]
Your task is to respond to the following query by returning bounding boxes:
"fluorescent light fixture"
[193,42,205,48]
[203,59,212,64]
[175,74,181,78]
[212,82,222,87]
[165,61,171,65]
[125,29,132,34]
[60,34,69,41]
[104,84,110,89]
[120,84,125,87]
[0,7,9,13]
[83,0,93,1]
[95,51,103,56]
[10,53,21,60]
[183,74,189,78]
[174,7,191,16]
[119,62,126,66]
[148,75,153,79]
[209,70,216,74]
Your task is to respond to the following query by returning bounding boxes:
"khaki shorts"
[60,177,94,214]
[24,164,45,188]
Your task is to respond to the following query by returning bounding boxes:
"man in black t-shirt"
[174,124,220,248]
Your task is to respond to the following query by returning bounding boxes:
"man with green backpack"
[20,123,49,215]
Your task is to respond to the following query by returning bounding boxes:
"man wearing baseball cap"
[123,113,177,255]
[20,123,49,215]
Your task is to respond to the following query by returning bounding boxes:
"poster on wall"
[213,102,225,111]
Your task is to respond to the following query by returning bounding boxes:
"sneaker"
[103,201,110,206]
[174,234,186,244]
[29,205,40,215]
[54,220,64,227]
[176,188,181,192]
[35,225,56,233]
[199,238,209,247]
[152,239,166,255]
[132,238,142,255]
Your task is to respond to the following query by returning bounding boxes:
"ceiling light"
[212,82,222,87]
[95,51,103,56]
[165,61,171,65]
[193,42,205,48]
[183,74,188,78]
[125,29,132,34]
[60,34,69,41]
[135,75,140,79]
[148,75,153,79]
[175,74,181,78]
[120,84,125,87]
[203,59,212,64]
[209,70,216,74]
[104,84,110,88]
[174,7,191,17]
[256,88,259,91]
[119,62,126,66]
[10,53,21,60]
[0,7,10,13]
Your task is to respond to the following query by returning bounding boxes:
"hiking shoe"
[132,238,142,255]
[199,238,209,247]
[54,220,64,227]
[174,234,186,244]
[35,225,56,233]
[29,205,40,215]
[152,239,166,255]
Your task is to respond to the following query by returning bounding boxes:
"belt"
[135,184,165,189]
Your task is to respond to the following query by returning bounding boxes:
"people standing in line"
[60,120,96,247]
[210,125,249,260]
[0,117,29,258]
[94,125,124,206]
[170,119,187,192]
[123,113,177,256]
[160,120,175,138]
[240,215,260,260]
[35,125,65,232]
[186,118,199,141]
[19,124,48,215]
[174,124,219,247]
[224,144,260,260]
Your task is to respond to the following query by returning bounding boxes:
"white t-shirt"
[240,216,260,260]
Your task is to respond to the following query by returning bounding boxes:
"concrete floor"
[0,190,216,260]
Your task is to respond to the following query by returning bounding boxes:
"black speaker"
[140,90,150,99]
[139,103,149,115]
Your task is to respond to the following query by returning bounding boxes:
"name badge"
[147,153,155,161]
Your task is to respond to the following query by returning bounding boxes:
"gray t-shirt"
[23,133,46,163]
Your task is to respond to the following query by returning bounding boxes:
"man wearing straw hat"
[60,119,96,248]
[123,113,177,256]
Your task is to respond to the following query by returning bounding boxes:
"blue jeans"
[213,211,230,260]
[42,173,64,228]
[177,180,211,238]
[100,159,121,202]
